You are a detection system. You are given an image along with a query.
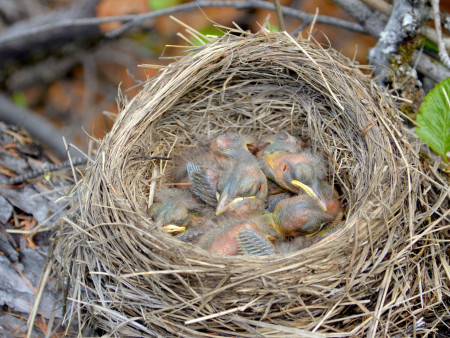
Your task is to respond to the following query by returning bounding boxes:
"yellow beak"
[161,224,186,233]
[216,192,256,216]
[291,180,327,212]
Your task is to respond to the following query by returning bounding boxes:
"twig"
[272,0,285,31]
[6,55,82,91]
[0,0,100,68]
[335,0,449,83]
[26,243,54,338]
[4,156,89,185]
[360,0,392,16]
[413,50,450,83]
[361,0,450,51]
[108,1,365,38]
[0,0,365,47]
[332,0,388,38]
[367,0,428,82]
[431,0,450,68]
[0,93,77,159]
[291,21,311,37]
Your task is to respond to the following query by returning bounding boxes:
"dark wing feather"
[187,162,218,206]
[236,228,275,256]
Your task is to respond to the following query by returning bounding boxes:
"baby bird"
[264,194,334,237]
[316,180,343,218]
[183,133,263,214]
[210,132,256,162]
[215,158,268,216]
[258,133,328,211]
[175,210,217,243]
[198,216,280,256]
[147,188,201,233]
[274,224,343,253]
[188,156,268,217]
[256,132,303,157]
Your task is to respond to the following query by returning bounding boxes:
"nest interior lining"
[56,30,448,337]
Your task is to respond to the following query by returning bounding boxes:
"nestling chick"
[316,180,343,218]
[147,188,201,233]
[176,210,217,243]
[256,132,303,157]
[274,224,344,253]
[198,216,280,256]
[215,158,268,216]
[210,132,256,162]
[264,194,334,237]
[259,136,328,211]
[187,157,267,217]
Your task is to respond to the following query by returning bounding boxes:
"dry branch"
[0,0,100,68]
[332,0,388,38]
[0,93,76,159]
[0,0,364,61]
[368,0,429,80]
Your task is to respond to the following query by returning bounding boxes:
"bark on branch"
[0,0,101,69]
[0,0,365,68]
[368,0,429,80]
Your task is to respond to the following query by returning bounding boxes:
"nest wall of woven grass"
[58,30,449,336]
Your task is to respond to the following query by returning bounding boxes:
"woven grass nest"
[58,29,449,336]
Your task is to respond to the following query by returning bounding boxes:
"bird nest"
[56,29,449,336]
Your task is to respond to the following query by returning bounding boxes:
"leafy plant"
[416,78,450,163]
[266,23,280,32]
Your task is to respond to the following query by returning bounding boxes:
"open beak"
[161,224,186,233]
[291,180,328,212]
[216,192,255,216]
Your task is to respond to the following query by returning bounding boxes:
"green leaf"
[423,39,439,54]
[12,92,27,107]
[198,26,224,37]
[416,78,450,162]
[147,0,181,10]
[266,23,280,32]
[190,26,224,46]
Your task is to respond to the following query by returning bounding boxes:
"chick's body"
[275,223,344,253]
[266,195,334,237]
[198,216,280,256]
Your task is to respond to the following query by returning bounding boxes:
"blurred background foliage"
[0,0,380,152]
[0,0,448,157]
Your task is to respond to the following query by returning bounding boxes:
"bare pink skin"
[269,153,314,192]
[209,133,255,163]
[319,182,343,218]
[208,222,263,256]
